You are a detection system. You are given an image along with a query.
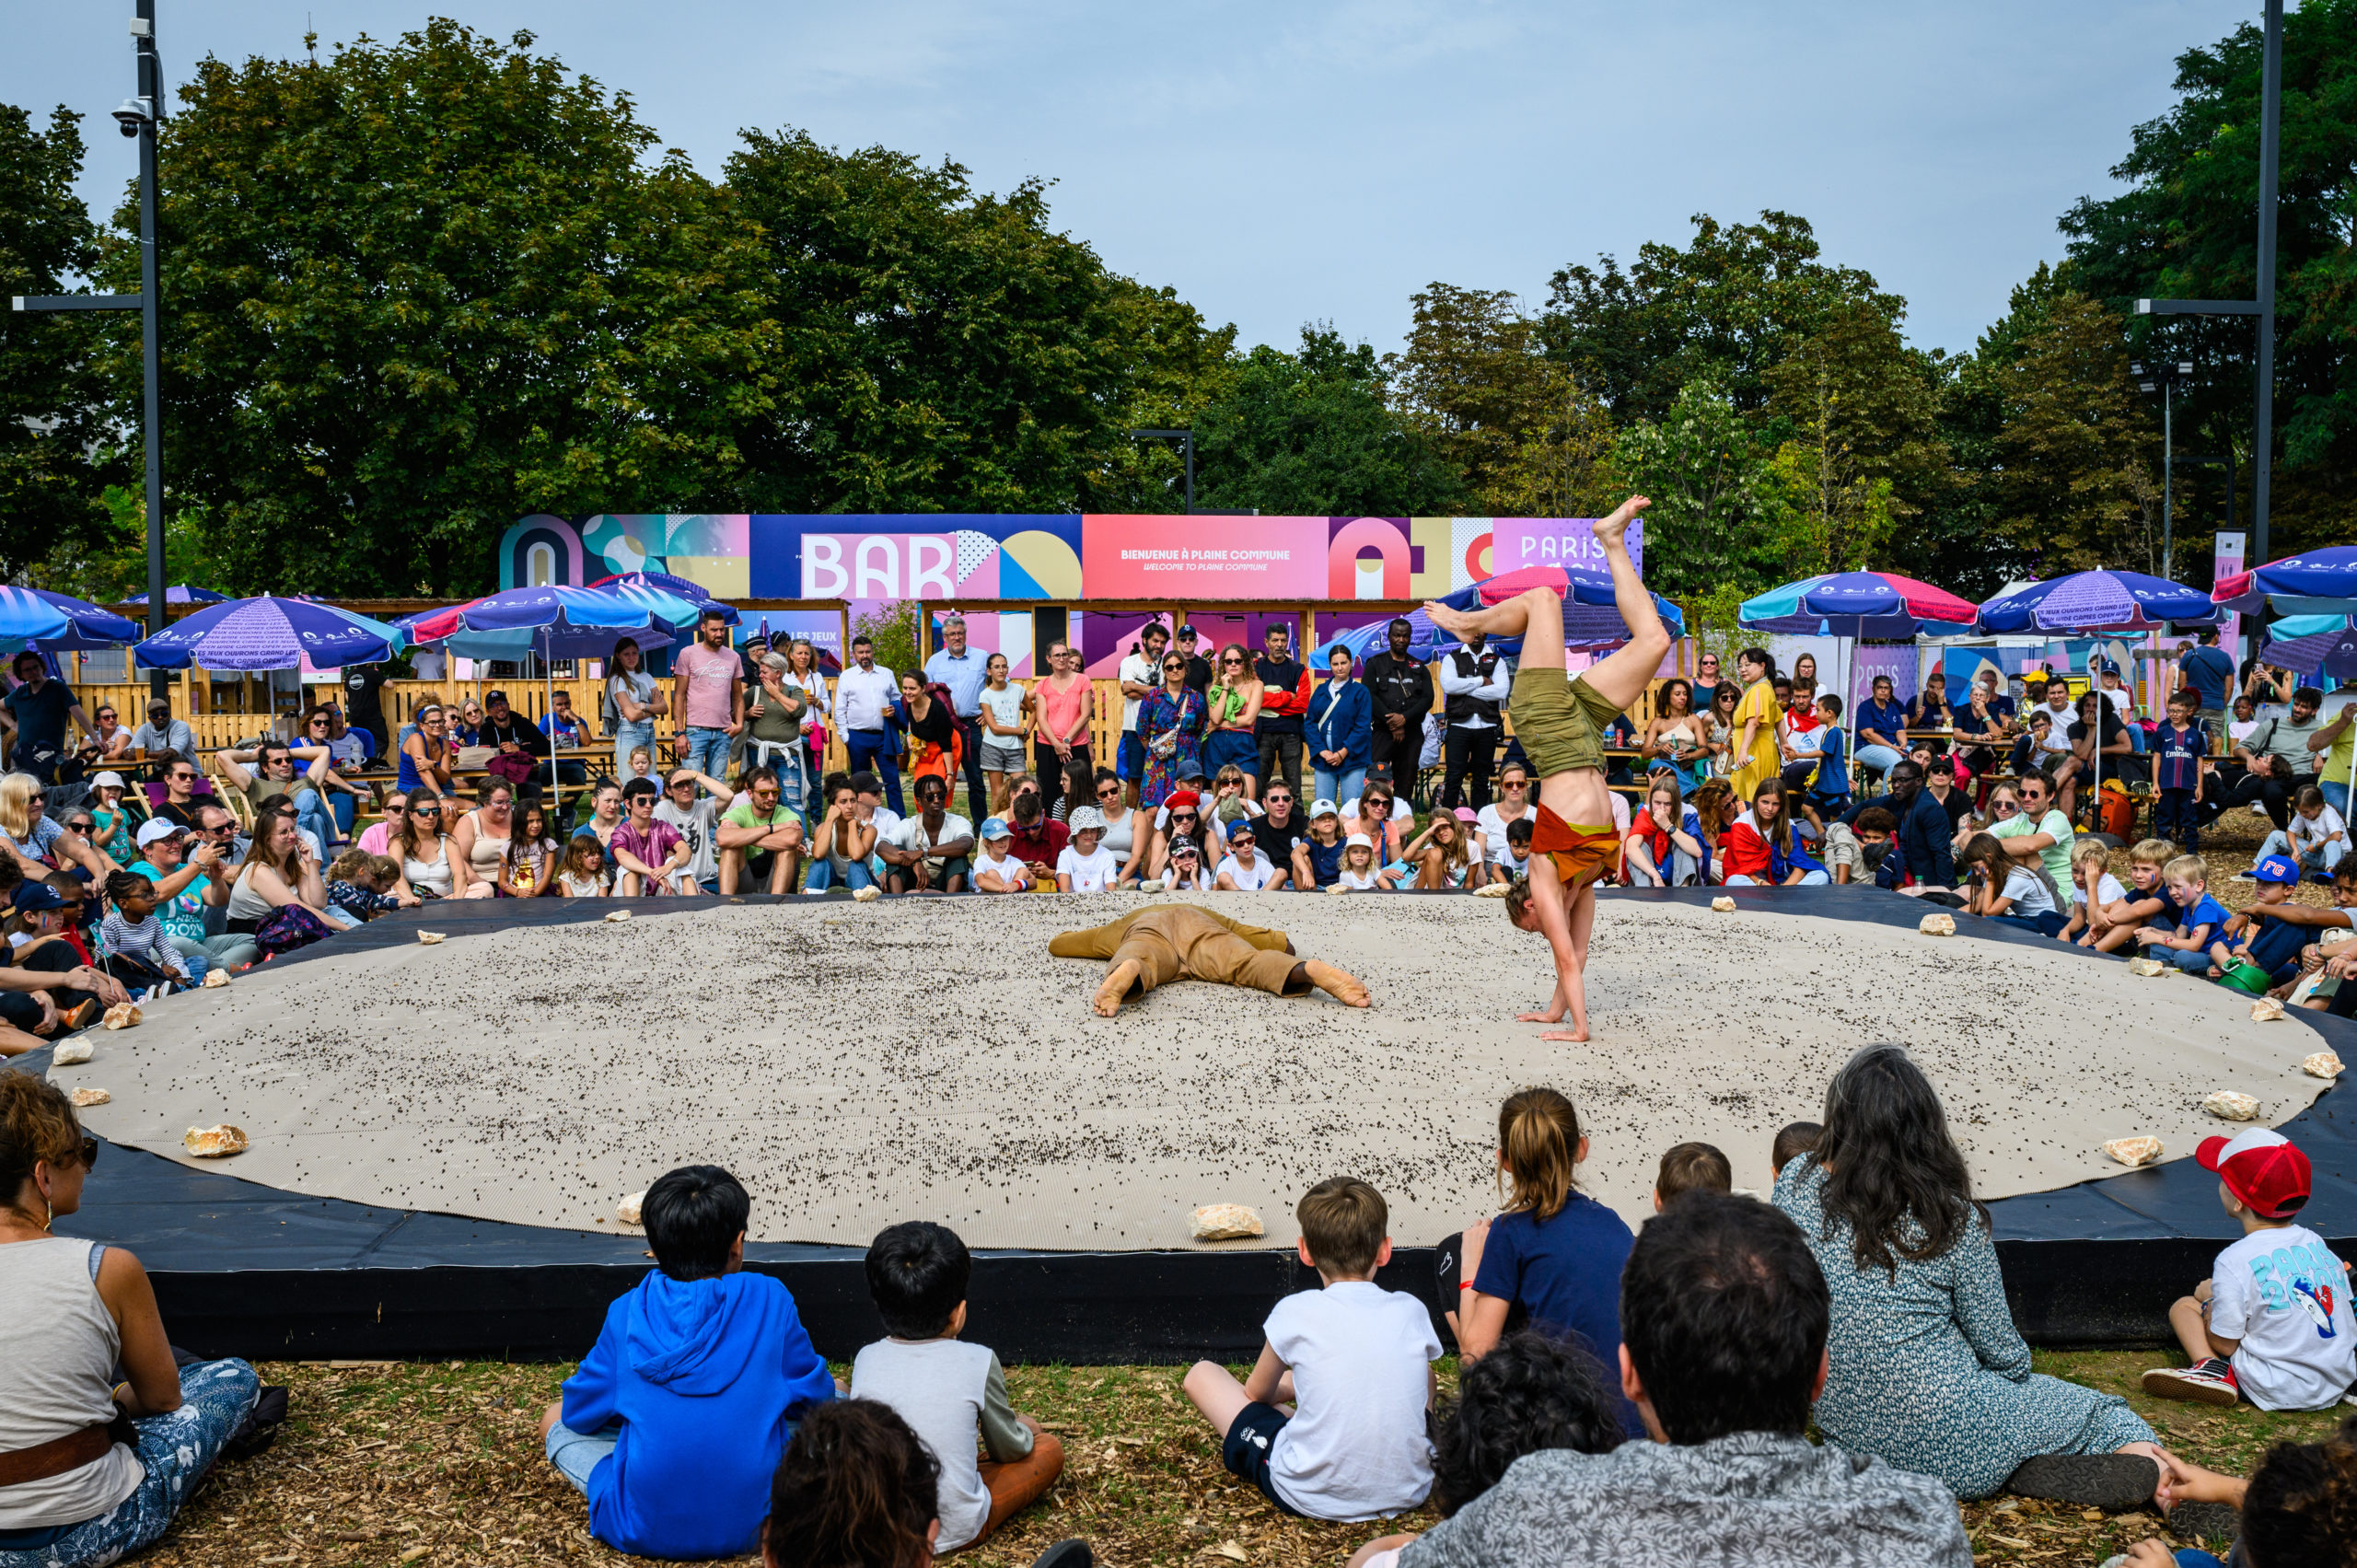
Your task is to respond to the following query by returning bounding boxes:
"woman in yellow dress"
[1728,647,1782,799]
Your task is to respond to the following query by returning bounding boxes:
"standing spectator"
[1202,645,1265,797]
[850,1222,1065,1554]
[1115,622,1171,808]
[2178,626,2236,723]
[804,776,878,895]
[1774,1044,2162,1507]
[2232,686,2326,831]
[654,768,730,893]
[397,703,456,800]
[2311,683,2356,819]
[924,613,994,819]
[881,774,974,893]
[1367,1192,1971,1568]
[835,634,903,816]
[1028,641,1093,823]
[1137,646,1208,810]
[606,636,667,783]
[3,651,92,784]
[128,698,194,762]
[1439,632,1511,812]
[779,637,830,787]
[539,1165,835,1562]
[742,654,810,819]
[1852,675,1910,784]
[0,1074,265,1567]
[2153,691,2211,850]
[973,653,1031,819]
[610,777,695,896]
[897,672,959,798]
[674,610,746,788]
[1728,649,1781,799]
[1638,678,1709,795]
[1309,645,1374,808]
[1363,619,1434,784]
[1172,623,1213,693]
[1253,623,1313,799]
[715,767,803,894]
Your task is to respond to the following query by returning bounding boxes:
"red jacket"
[1255,658,1313,721]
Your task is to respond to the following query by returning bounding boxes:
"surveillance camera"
[113,98,151,138]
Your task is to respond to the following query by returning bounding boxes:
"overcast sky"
[8,1,2252,360]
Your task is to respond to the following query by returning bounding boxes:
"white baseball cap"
[91,771,127,791]
[1309,798,1340,819]
[136,818,186,848]
[1344,832,1373,850]
[1067,806,1106,832]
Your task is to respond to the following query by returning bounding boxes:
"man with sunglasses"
[879,773,974,893]
[1174,625,1214,696]
[216,738,341,854]
[129,698,195,763]
[716,767,804,894]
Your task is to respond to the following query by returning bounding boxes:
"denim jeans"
[291,788,337,850]
[613,718,656,781]
[2257,827,2346,874]
[2326,779,2350,820]
[682,726,734,784]
[0,1360,258,1568]
[1853,743,1903,781]
[172,932,260,971]
[545,1418,620,1494]
[845,729,906,814]
[1313,766,1365,813]
[802,858,876,893]
[2152,943,2216,975]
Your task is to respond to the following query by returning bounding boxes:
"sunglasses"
[64,821,95,833]
[412,806,443,818]
[1097,784,1121,797]
[1221,656,1244,666]
[1163,661,1186,671]
[1171,810,1198,821]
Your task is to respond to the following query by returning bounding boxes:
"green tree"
[726,129,1233,517]
[1763,296,1946,573]
[1609,379,1815,604]
[1190,325,1464,516]
[2060,0,2357,559]
[853,598,919,676]
[0,104,116,579]
[1988,290,2163,574]
[98,22,777,597]
[1543,211,1905,424]
[1387,283,1613,515]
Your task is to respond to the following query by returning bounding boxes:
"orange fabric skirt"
[1530,804,1620,889]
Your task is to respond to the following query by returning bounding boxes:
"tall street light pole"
[2131,361,2195,580]
[8,3,168,698]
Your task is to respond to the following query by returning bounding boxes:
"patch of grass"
[138,1350,2350,1566]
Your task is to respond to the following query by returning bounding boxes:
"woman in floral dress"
[1136,646,1208,808]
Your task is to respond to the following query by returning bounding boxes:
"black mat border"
[33,885,2356,1360]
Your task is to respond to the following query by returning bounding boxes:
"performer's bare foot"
[1303,960,1371,1007]
[1538,1027,1591,1043]
[1590,494,1649,544]
[1093,958,1144,1016]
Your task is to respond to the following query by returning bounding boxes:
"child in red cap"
[2142,1128,2357,1409]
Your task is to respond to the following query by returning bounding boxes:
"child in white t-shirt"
[1182,1178,1440,1520]
[971,819,1032,894]
[1336,833,1385,891]
[1056,808,1119,893]
[2143,1128,2357,1411]
[2059,839,2130,947]
[1214,822,1283,890]
[2265,785,2349,877]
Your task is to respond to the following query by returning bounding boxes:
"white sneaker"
[2232,870,2256,882]
[2252,801,2270,816]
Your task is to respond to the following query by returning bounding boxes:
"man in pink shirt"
[674,610,745,788]
[610,777,695,895]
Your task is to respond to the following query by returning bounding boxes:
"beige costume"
[1049,904,1305,1000]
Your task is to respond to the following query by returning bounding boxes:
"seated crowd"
[11,1041,2353,1567]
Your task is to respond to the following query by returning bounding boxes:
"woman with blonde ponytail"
[1430,1087,1642,1434]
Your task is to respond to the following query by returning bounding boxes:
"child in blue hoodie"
[539,1165,836,1560]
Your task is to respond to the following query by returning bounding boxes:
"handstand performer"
[1422,494,1669,1042]
[1050,904,1372,1017]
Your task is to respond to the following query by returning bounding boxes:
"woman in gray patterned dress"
[1773,1044,2165,1505]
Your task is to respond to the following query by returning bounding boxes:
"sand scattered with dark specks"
[52,893,2327,1248]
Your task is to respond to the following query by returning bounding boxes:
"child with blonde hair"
[2132,854,2232,975]
[557,836,609,898]
[1336,832,1385,891]
[2059,839,2129,947]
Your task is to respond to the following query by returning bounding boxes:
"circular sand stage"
[53,893,2330,1249]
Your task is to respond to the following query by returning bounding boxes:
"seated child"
[1183,1177,1442,1520]
[971,818,1033,893]
[2058,839,2129,947]
[1337,831,1387,891]
[2258,784,2349,879]
[2142,1129,2356,1411]
[1770,1121,1821,1181]
[1849,806,1905,889]
[97,869,197,992]
[2210,854,2308,984]
[849,1222,1063,1553]
[1957,831,2064,936]
[1497,817,1535,883]
[1815,815,1863,884]
[1431,1089,1640,1434]
[626,745,656,784]
[1427,1331,1621,1516]
[2130,854,2229,975]
[2128,1413,2357,1567]
[2089,838,2177,954]
[541,1165,836,1561]
[1653,1142,1732,1209]
[326,849,403,922]
[557,836,609,898]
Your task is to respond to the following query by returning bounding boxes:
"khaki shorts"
[1508,668,1624,777]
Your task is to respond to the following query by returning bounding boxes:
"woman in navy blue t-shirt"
[1432,1086,1642,1436]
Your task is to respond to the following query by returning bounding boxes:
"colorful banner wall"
[502,514,1642,605]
